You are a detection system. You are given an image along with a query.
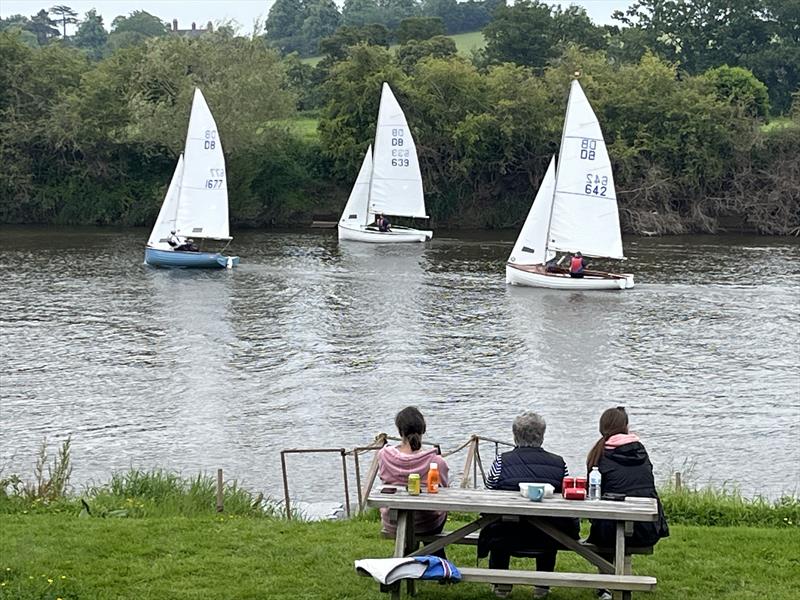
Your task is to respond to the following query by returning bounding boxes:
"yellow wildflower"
[61,575,66,579]
[48,578,53,584]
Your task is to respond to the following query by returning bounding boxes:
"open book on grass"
[354,558,426,584]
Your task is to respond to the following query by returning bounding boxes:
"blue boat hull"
[144,247,240,269]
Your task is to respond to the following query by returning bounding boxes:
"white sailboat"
[338,83,432,243]
[506,80,633,290]
[144,88,239,268]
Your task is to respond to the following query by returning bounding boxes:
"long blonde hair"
[586,407,629,473]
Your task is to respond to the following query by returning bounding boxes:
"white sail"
[508,157,556,265]
[147,154,184,247]
[175,88,230,240]
[548,80,624,259]
[340,146,373,227]
[369,83,427,219]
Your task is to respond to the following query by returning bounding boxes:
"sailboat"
[506,80,633,290]
[144,88,239,268]
[338,83,432,243]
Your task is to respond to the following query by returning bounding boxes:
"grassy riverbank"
[1,515,798,600]
[2,462,798,599]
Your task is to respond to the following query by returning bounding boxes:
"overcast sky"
[2,0,631,34]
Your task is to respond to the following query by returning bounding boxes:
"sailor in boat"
[376,214,392,233]
[167,230,198,252]
[545,257,559,273]
[569,252,587,278]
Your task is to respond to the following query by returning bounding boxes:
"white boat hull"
[338,224,432,243]
[506,264,634,290]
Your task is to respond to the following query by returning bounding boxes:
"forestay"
[508,157,556,265]
[147,154,184,246]
[175,88,230,240]
[340,146,373,227]
[369,83,427,219]
[548,80,624,260]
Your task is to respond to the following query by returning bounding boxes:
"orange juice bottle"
[427,462,440,493]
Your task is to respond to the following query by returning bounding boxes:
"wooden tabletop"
[367,487,659,522]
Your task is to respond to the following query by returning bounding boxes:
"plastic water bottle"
[589,467,602,501]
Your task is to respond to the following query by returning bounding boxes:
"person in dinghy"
[569,252,587,278]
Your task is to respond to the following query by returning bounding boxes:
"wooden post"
[360,434,387,508]
[281,451,292,520]
[353,449,364,513]
[216,469,224,513]
[461,435,476,488]
[675,471,682,493]
[340,449,351,518]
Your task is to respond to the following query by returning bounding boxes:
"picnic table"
[365,487,659,600]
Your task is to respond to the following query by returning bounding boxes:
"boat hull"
[338,225,432,243]
[144,247,240,269]
[506,264,634,290]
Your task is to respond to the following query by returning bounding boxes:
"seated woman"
[586,406,669,549]
[478,412,579,599]
[378,407,449,553]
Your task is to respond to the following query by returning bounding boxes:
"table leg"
[390,511,409,600]
[612,521,626,600]
[406,524,416,597]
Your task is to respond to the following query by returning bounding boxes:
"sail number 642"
[585,174,607,196]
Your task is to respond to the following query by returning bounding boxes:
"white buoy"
[226,257,233,269]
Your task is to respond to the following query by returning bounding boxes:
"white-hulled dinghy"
[506,80,633,290]
[338,82,432,243]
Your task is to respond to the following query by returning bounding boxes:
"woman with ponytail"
[378,407,450,537]
[586,407,669,549]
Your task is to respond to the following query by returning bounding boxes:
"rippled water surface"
[1,227,798,501]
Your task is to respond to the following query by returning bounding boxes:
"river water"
[1,227,798,503]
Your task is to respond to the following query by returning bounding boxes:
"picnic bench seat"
[458,568,657,591]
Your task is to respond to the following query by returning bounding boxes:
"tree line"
[0,1,798,234]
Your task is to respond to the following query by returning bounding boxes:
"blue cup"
[527,484,545,502]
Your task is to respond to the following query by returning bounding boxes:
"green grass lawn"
[761,116,799,133]
[1,514,798,600]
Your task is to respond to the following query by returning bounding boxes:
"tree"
[265,0,306,52]
[111,11,168,37]
[319,24,390,62]
[552,5,605,51]
[483,0,556,70]
[396,35,456,71]
[300,0,342,55]
[703,66,770,119]
[396,17,445,44]
[342,0,383,27]
[73,10,108,60]
[378,0,419,30]
[50,5,78,38]
[27,9,60,46]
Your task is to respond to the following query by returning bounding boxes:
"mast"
[366,86,385,227]
[544,79,574,258]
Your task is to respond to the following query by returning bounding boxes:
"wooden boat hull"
[506,263,634,290]
[338,224,432,243]
[144,247,239,269]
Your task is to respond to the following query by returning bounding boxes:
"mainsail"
[368,83,427,219]
[508,157,556,265]
[175,88,230,240]
[547,80,624,259]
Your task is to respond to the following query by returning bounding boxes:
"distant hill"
[301,30,486,66]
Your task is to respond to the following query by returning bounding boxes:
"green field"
[300,30,486,66]
[1,514,798,600]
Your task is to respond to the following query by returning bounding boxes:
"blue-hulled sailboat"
[144,88,239,269]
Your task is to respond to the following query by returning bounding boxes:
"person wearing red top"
[569,252,587,278]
